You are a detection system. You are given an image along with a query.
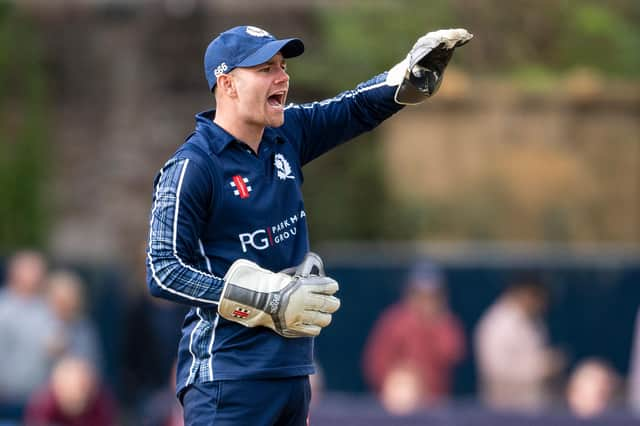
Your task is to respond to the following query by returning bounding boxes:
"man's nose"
[275,68,289,84]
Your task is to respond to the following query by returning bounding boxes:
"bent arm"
[146,157,223,307]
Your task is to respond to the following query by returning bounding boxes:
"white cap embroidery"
[246,26,271,38]
[214,62,228,77]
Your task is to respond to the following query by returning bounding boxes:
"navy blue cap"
[406,260,444,292]
[204,25,304,91]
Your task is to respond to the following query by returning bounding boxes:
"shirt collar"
[195,109,283,155]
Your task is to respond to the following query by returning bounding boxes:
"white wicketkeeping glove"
[386,28,473,105]
[218,252,340,338]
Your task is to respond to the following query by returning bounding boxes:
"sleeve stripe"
[147,159,220,304]
[208,314,220,381]
[186,307,205,385]
[172,159,220,281]
[198,239,213,274]
[285,80,387,111]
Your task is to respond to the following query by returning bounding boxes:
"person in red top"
[23,356,117,426]
[363,261,465,414]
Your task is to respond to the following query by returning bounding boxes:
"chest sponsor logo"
[230,175,252,199]
[238,209,306,253]
[274,153,295,181]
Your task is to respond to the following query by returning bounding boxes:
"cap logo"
[214,62,228,77]
[246,26,271,38]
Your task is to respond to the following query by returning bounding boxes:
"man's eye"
[259,66,270,72]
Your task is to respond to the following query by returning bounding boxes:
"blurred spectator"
[629,306,640,415]
[46,270,103,369]
[566,358,619,419]
[0,251,57,406]
[379,364,425,415]
[139,361,182,426]
[23,356,117,426]
[363,261,465,413]
[120,249,188,411]
[474,274,565,412]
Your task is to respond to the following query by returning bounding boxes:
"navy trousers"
[182,376,311,426]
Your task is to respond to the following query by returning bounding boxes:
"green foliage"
[289,0,640,89]
[559,2,640,76]
[303,134,392,243]
[508,65,558,93]
[293,0,454,91]
[0,4,50,252]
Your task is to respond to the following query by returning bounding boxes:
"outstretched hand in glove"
[387,28,473,105]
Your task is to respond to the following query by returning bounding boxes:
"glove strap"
[394,65,443,105]
[295,252,325,277]
[221,278,297,333]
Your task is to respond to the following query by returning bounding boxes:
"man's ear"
[217,74,237,98]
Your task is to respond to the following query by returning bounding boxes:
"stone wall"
[382,72,640,241]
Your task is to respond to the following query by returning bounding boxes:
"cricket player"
[146,25,471,425]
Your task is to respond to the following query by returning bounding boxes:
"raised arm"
[283,28,473,165]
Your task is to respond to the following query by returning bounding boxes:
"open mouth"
[267,91,286,109]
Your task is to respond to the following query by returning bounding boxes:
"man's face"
[520,287,548,317]
[230,52,289,129]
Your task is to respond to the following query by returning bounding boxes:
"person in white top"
[628,307,640,415]
[474,275,565,412]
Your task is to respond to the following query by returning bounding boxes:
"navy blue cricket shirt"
[146,72,403,397]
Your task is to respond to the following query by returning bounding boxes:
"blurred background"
[0,0,639,425]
